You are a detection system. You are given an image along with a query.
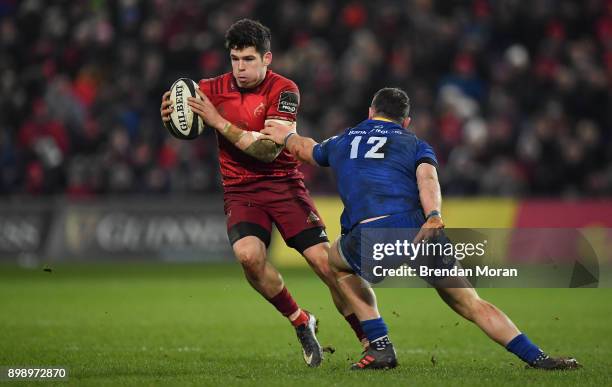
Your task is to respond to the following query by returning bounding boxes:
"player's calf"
[302,243,340,295]
[436,287,520,345]
[303,241,367,343]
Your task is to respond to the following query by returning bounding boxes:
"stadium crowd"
[1,0,611,197]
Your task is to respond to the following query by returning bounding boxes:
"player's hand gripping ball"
[161,78,205,140]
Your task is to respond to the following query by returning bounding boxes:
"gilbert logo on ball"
[164,78,205,140]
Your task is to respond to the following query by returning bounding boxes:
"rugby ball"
[164,78,205,140]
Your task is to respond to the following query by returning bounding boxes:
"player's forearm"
[217,121,282,163]
[416,164,442,216]
[244,138,283,163]
[285,134,318,165]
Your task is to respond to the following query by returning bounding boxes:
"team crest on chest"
[254,102,265,117]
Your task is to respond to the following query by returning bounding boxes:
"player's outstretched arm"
[414,163,444,242]
[261,121,318,165]
[187,90,284,163]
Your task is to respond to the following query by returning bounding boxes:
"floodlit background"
[2,0,612,197]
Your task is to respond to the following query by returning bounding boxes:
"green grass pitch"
[1,263,611,386]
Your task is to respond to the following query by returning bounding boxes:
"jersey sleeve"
[415,139,438,168]
[266,79,300,122]
[312,135,339,167]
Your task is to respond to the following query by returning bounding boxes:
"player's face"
[230,47,272,88]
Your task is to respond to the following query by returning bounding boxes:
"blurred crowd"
[1,0,611,197]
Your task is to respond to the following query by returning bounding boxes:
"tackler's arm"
[188,89,286,163]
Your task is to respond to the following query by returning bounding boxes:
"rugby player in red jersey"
[160,19,364,367]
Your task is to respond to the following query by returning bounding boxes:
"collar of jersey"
[371,116,394,123]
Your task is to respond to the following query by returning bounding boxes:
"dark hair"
[225,19,271,57]
[371,87,411,123]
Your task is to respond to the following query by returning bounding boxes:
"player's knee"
[233,241,266,274]
[236,249,264,274]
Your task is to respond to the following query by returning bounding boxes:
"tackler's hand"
[413,215,445,245]
[261,121,295,145]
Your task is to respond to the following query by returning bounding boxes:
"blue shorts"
[338,211,456,284]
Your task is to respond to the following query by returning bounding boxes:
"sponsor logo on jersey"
[278,91,298,114]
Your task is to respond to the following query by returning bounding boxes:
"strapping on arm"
[219,121,288,163]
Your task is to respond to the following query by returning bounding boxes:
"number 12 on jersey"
[349,136,387,159]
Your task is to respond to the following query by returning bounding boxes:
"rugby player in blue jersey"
[261,87,580,371]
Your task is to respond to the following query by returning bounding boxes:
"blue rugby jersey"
[312,118,437,232]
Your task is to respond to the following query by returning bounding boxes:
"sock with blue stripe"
[361,317,391,350]
[505,333,546,365]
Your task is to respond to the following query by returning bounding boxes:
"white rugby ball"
[164,78,205,140]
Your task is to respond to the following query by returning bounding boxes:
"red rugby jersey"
[199,70,303,189]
